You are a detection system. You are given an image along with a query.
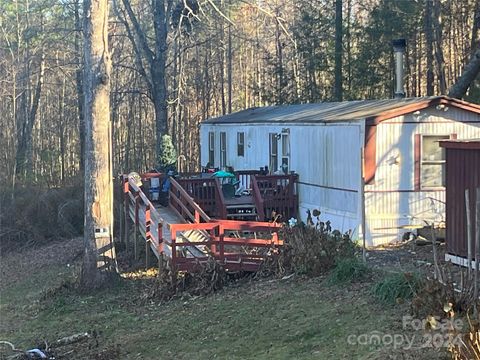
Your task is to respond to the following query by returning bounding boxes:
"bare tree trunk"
[433,0,447,94]
[75,0,85,174]
[425,0,435,96]
[471,0,480,57]
[81,0,117,289]
[15,53,45,179]
[345,0,352,96]
[151,0,170,166]
[274,7,284,104]
[334,0,343,101]
[227,3,232,114]
[448,47,480,99]
[120,0,172,168]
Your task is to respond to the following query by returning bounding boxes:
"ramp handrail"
[251,175,266,221]
[169,177,211,223]
[170,219,282,271]
[121,172,285,273]
[123,175,168,254]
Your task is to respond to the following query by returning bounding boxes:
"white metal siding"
[200,106,480,246]
[365,108,480,245]
[200,122,362,235]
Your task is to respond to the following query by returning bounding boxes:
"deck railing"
[234,170,263,191]
[122,175,168,257]
[253,173,298,221]
[169,177,211,223]
[170,219,282,272]
[167,170,298,222]
[251,175,266,221]
[120,173,284,273]
[174,177,227,219]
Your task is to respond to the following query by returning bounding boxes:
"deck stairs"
[226,203,258,221]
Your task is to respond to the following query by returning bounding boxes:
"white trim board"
[445,253,478,270]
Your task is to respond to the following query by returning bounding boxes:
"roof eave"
[366,96,480,126]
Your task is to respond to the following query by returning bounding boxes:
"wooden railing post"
[157,222,163,247]
[171,226,177,271]
[272,231,279,246]
[214,177,227,219]
[157,218,164,276]
[134,191,140,260]
[123,176,129,254]
[251,175,265,221]
[219,224,225,263]
[145,204,151,269]
[209,227,216,255]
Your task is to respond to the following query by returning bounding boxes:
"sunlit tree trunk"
[334,0,343,101]
[425,0,434,95]
[81,0,117,289]
[433,0,446,94]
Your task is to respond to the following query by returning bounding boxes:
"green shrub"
[328,257,370,284]
[372,272,423,305]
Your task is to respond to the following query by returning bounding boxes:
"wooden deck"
[121,174,283,273]
[224,195,255,206]
[176,171,299,221]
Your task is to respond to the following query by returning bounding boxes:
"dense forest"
[1,0,479,189]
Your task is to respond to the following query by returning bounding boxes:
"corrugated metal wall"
[200,106,480,246]
[200,122,362,234]
[366,108,480,245]
[445,146,480,258]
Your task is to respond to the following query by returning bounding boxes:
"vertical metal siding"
[200,107,480,246]
[365,107,480,245]
[445,147,480,258]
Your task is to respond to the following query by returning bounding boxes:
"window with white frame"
[269,133,278,173]
[421,135,449,188]
[220,132,227,168]
[208,132,215,166]
[281,132,290,174]
[237,132,245,157]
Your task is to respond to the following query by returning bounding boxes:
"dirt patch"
[367,240,447,273]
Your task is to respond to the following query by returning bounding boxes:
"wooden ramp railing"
[120,173,282,273]
[175,177,227,219]
[170,220,282,272]
[122,175,170,262]
[169,177,212,223]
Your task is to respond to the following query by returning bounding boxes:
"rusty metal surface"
[202,96,480,124]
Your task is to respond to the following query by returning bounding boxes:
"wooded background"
[1,0,479,190]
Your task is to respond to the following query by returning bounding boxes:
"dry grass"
[259,223,356,277]
[0,237,448,359]
[450,314,480,360]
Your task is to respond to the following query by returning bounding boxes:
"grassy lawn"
[0,240,446,359]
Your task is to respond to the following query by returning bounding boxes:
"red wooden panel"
[364,124,377,184]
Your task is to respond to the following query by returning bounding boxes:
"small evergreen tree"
[158,134,177,170]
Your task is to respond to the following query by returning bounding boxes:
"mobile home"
[200,96,480,245]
